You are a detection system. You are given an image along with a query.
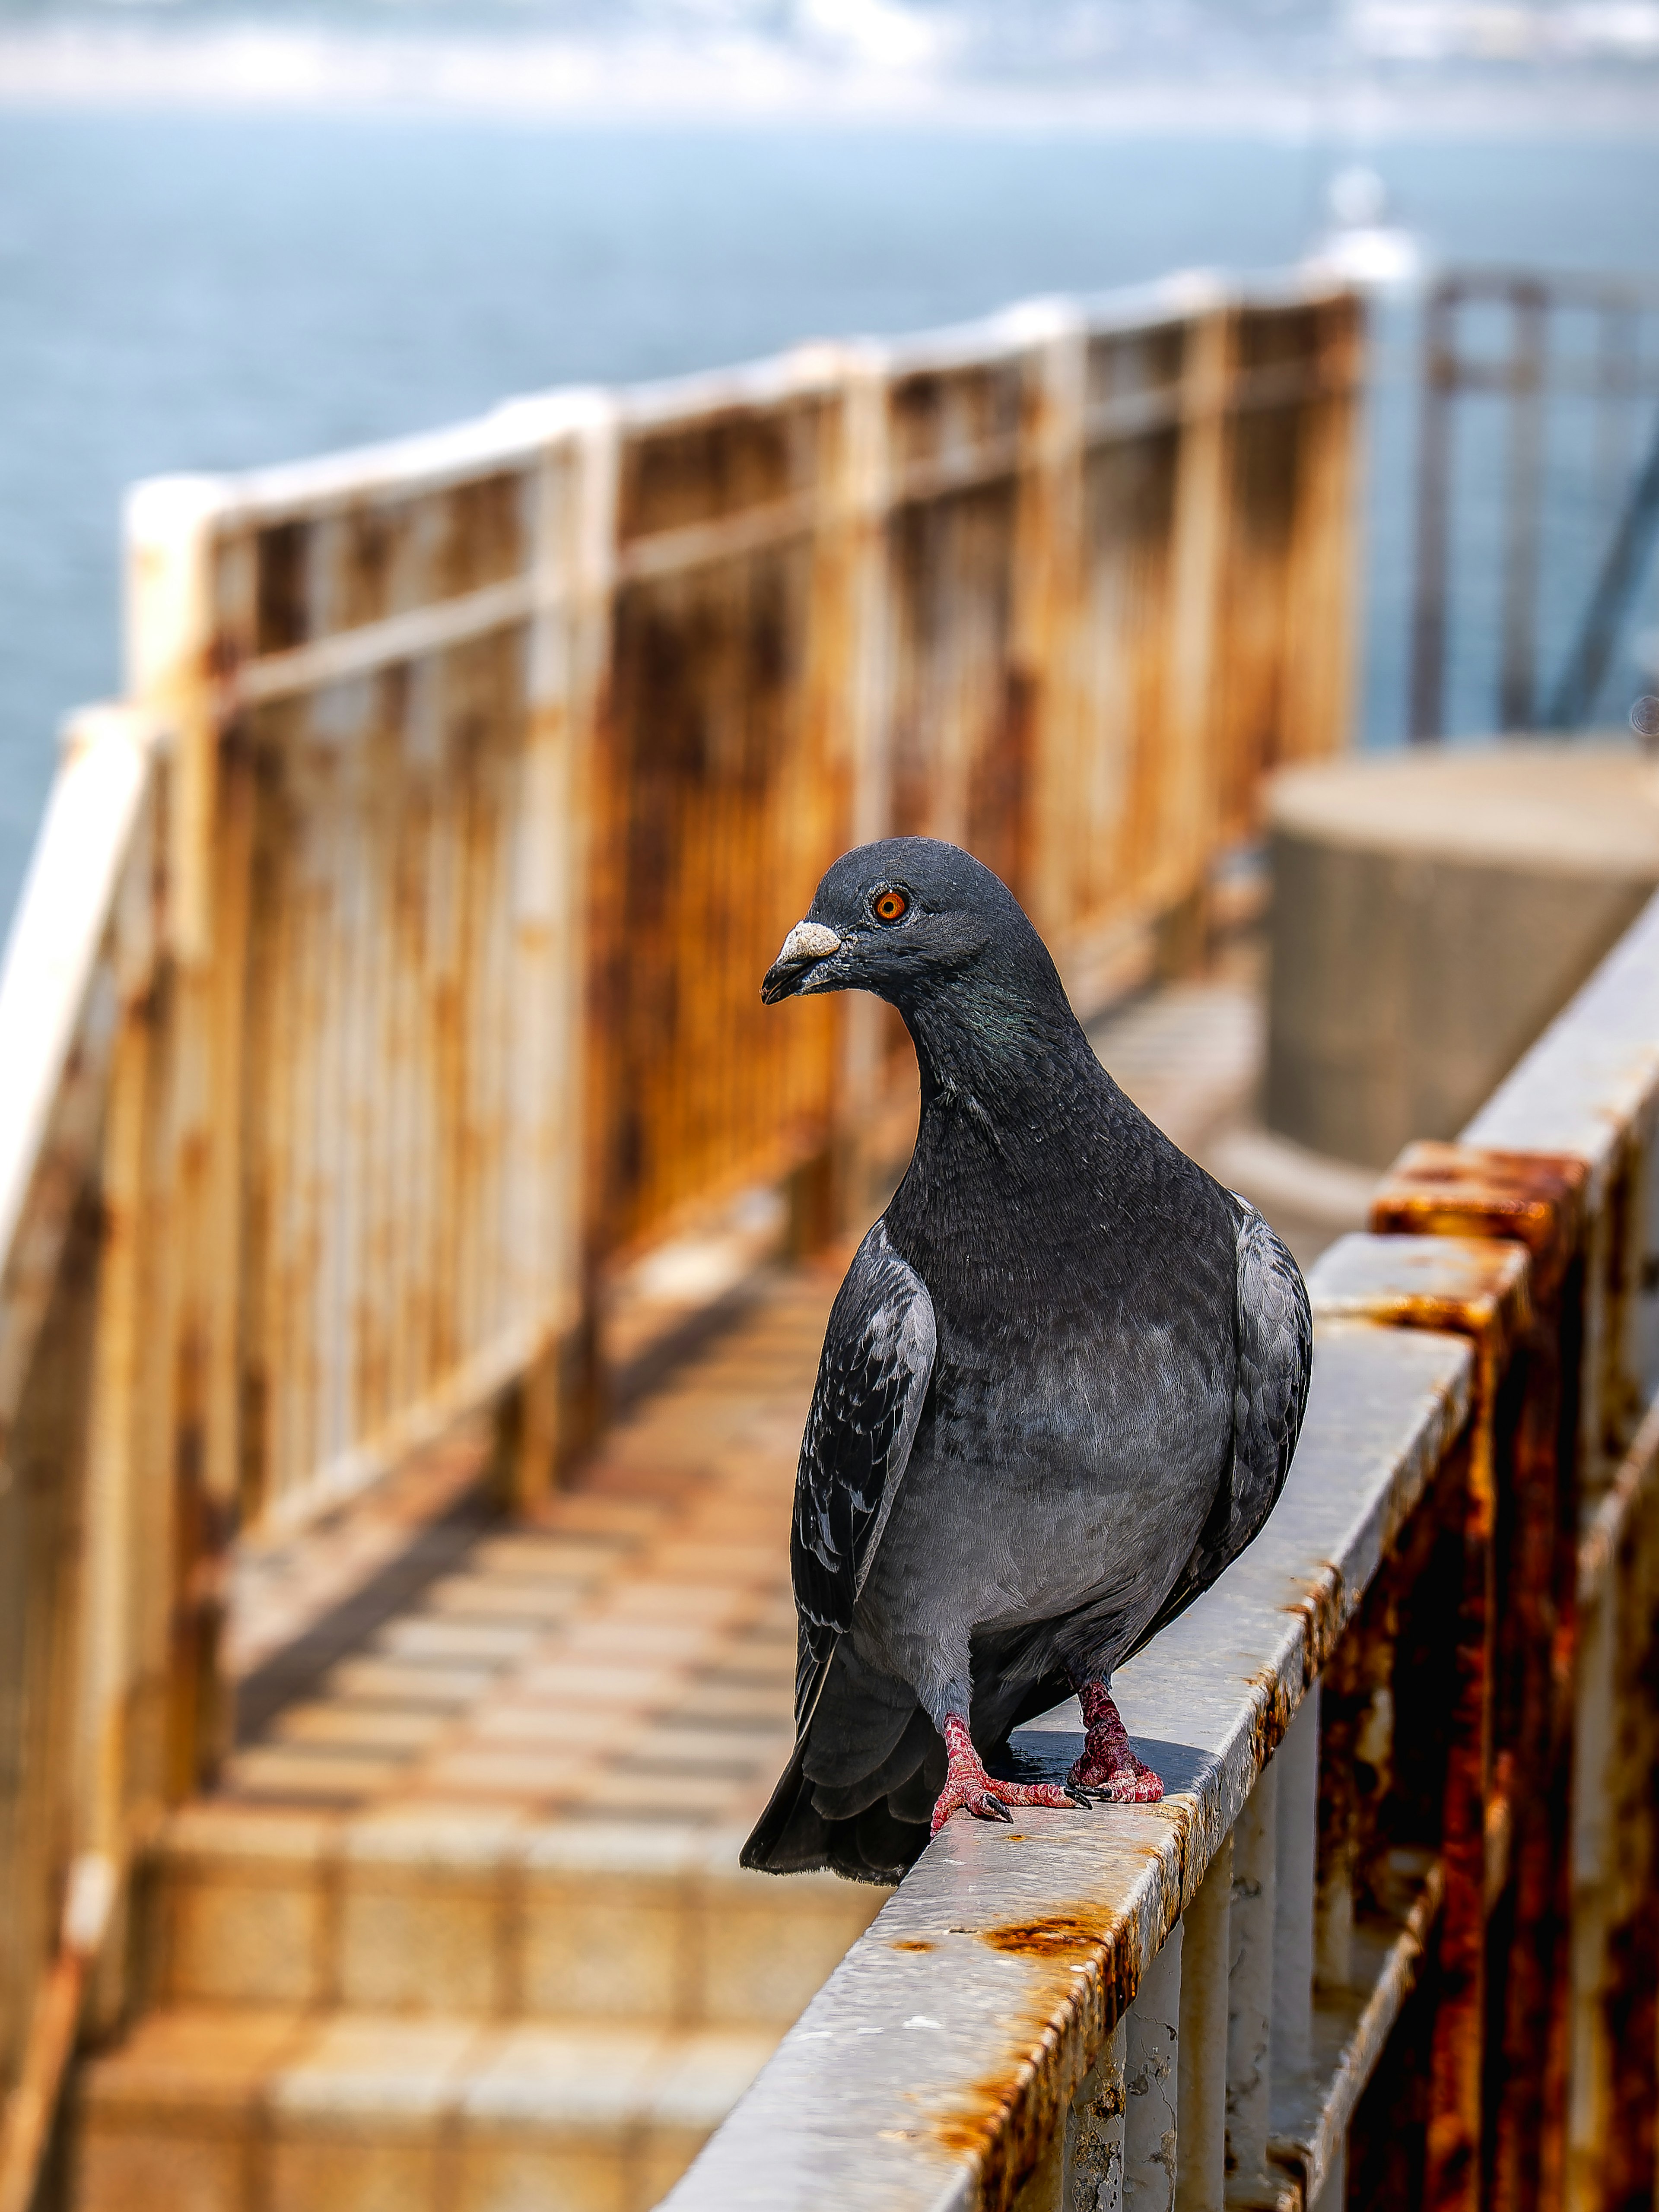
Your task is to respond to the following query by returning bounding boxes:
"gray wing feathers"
[1129,1199,1311,1653]
[1227,1202,1313,1555]
[789,1220,935,1721]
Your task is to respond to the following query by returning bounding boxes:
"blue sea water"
[2,111,1659,927]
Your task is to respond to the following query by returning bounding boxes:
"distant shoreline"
[1,24,1657,133]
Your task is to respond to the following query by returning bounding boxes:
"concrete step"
[142,1804,883,2030]
[75,1264,880,2212]
[72,2002,777,2212]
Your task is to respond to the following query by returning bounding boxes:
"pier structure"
[0,269,1654,2212]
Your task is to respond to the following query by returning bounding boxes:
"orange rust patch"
[929,1905,1149,2207]
[933,2078,1024,2163]
[1371,1142,1586,1298]
[976,1914,1101,1965]
[1344,1285,1526,1354]
[891,1939,935,1952]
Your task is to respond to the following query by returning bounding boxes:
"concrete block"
[1267,743,1659,1167]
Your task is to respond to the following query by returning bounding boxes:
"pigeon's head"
[761,837,1051,1016]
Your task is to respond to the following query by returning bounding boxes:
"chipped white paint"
[1224,1759,1277,2196]
[1125,1922,1182,2211]
[1174,1837,1230,2212]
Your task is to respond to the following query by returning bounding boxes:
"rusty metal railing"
[0,268,1360,2193]
[1409,269,1659,741]
[663,893,1659,2211]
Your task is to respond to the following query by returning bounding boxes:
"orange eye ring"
[872,889,909,925]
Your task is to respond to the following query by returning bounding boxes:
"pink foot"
[1068,1683,1164,1803]
[929,1714,1078,1836]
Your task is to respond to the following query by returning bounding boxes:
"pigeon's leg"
[1068,1679,1164,1804]
[928,1714,1077,1834]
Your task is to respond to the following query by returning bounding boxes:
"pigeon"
[741,837,1311,1885]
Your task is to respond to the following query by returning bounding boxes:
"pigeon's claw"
[1068,1755,1165,1804]
[931,1714,1077,1834]
[1068,1682,1165,1805]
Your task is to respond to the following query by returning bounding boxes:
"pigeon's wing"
[1128,1200,1312,1656]
[789,1219,936,1726]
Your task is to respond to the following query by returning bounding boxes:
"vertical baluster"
[1126,1921,1183,2210]
[1498,280,1548,732]
[1176,1831,1232,2212]
[1065,2017,1128,2212]
[1272,1687,1319,2088]
[833,344,895,1228]
[1163,298,1230,891]
[1226,1758,1278,2201]
[1410,279,1458,743]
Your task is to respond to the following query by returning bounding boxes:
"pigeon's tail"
[741,1647,931,1885]
[739,1739,927,1885]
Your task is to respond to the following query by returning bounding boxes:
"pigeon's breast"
[874,1295,1234,1650]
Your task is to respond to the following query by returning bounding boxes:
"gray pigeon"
[742,838,1311,1884]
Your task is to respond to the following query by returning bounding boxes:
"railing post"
[127,474,248,1792]
[1568,1405,1659,2212]
[1271,1685,1319,2089]
[1410,279,1457,743]
[1065,2018,1128,2212]
[494,399,617,1508]
[1163,298,1231,896]
[1370,1143,1591,2208]
[831,343,896,1229]
[1225,1757,1278,2202]
[71,724,162,2028]
[1498,281,1548,733]
[1125,1920,1183,2210]
[1176,1832,1231,2212]
[1012,302,1087,951]
[1278,293,1364,778]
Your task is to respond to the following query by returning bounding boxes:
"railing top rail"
[1430,266,1659,314]
[0,706,153,1309]
[662,1318,1470,2212]
[124,385,612,539]
[123,264,1352,538]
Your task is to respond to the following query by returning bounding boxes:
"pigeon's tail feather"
[739,1736,927,1882]
[742,1645,931,1882]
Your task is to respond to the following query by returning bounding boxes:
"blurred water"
[2,112,1659,927]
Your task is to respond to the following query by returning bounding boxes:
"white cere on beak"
[776,920,842,964]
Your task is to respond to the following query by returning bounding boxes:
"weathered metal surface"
[660,1321,1469,2212]
[0,710,169,2207]
[1309,1231,1532,2212]
[1224,1759,1278,2202]
[1175,1834,1230,2212]
[1370,1142,1587,2212]
[1123,1920,1182,2209]
[1465,885,1659,1498]
[1566,1393,1659,2212]
[0,270,1360,2207]
[1270,1852,1446,2209]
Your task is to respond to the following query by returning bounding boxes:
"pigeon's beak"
[761,920,842,1005]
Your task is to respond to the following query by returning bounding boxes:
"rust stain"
[926,1904,1153,2207]
[976,1914,1101,1967]
[1372,1142,1586,1299]
[890,1938,935,1953]
[1278,1559,1349,1681]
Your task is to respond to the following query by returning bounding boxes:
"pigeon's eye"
[872,889,909,925]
